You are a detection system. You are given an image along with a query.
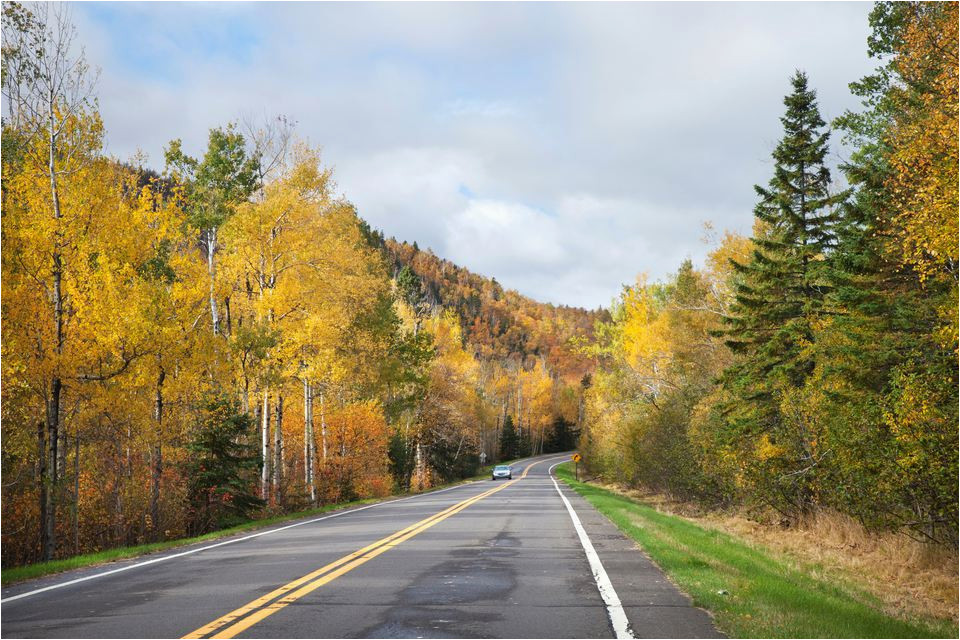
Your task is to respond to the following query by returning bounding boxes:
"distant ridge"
[364,231,607,382]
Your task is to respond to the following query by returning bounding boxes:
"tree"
[164,124,259,337]
[186,395,263,535]
[879,2,959,343]
[499,414,519,461]
[718,71,844,515]
[318,402,392,503]
[2,2,103,560]
[819,1,959,543]
[545,416,578,453]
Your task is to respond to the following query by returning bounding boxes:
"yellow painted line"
[212,481,509,638]
[183,485,503,639]
[184,459,546,639]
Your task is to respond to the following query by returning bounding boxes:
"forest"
[1,0,957,573]
[580,2,958,546]
[0,4,590,567]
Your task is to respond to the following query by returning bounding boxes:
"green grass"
[0,497,387,586]
[554,463,957,639]
[2,462,516,587]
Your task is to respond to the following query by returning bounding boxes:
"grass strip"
[554,463,957,639]
[2,461,516,587]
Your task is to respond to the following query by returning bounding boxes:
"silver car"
[491,465,513,480]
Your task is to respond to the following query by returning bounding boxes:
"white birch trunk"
[261,390,270,502]
[319,389,328,462]
[304,378,316,503]
[206,228,220,335]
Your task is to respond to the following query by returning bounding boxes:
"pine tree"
[498,414,519,461]
[719,71,844,514]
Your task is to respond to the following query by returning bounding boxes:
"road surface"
[2,454,722,638]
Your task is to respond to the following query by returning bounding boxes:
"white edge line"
[549,461,636,640]
[0,478,480,604]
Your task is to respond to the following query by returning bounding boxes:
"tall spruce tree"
[719,71,844,514]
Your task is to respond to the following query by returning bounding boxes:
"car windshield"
[494,466,510,471]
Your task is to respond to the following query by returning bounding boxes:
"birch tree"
[2,2,100,560]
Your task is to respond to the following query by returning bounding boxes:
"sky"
[70,1,879,309]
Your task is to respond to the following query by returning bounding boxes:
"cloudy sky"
[71,2,877,309]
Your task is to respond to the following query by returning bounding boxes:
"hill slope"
[378,237,607,382]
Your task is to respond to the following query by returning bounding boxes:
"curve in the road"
[184,457,555,639]
[2,453,722,639]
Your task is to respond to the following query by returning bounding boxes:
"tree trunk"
[261,390,271,502]
[73,433,80,554]
[304,379,315,504]
[37,421,47,563]
[206,228,220,336]
[319,390,328,462]
[274,394,284,505]
[151,366,165,540]
[44,99,64,563]
[58,427,67,478]
[414,442,425,491]
[242,376,250,415]
[44,380,60,561]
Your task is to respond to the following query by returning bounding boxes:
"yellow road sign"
[572,453,582,463]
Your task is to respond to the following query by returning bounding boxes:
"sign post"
[572,453,582,481]
[479,451,487,466]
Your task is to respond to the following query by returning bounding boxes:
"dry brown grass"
[593,480,959,624]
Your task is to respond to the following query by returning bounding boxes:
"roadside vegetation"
[579,1,956,550]
[1,459,514,586]
[555,464,957,639]
[2,5,955,631]
[1,3,584,571]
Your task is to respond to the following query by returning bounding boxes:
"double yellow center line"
[184,461,542,639]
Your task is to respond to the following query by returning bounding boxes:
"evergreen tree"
[396,265,424,309]
[498,414,519,461]
[545,416,579,453]
[186,394,264,535]
[518,429,532,459]
[719,71,844,514]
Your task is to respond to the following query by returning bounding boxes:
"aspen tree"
[2,2,100,560]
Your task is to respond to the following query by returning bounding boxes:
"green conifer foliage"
[186,395,265,535]
[498,414,519,461]
[719,72,845,515]
[818,2,959,543]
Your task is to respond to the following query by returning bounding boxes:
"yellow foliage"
[884,3,959,346]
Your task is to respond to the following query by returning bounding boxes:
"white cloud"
[439,98,519,120]
[446,200,564,271]
[336,147,486,252]
[440,193,716,308]
[71,2,877,308]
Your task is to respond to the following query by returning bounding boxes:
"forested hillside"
[580,2,958,546]
[1,0,956,577]
[380,238,605,382]
[0,3,586,568]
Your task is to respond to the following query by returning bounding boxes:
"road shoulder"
[552,466,724,639]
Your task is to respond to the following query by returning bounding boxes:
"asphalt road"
[1,454,722,639]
